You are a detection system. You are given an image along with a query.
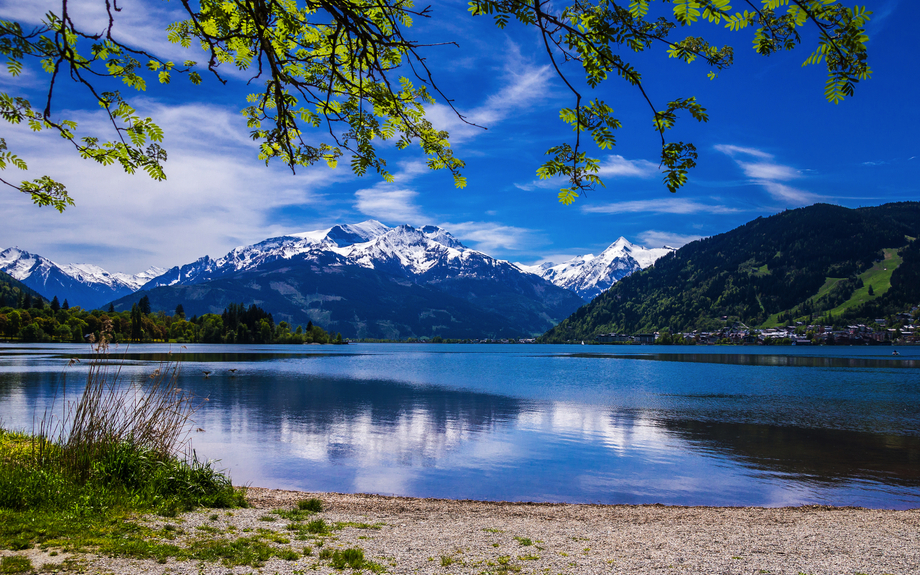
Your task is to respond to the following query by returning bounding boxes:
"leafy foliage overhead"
[541,202,920,341]
[1,0,872,208]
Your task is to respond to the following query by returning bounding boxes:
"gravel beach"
[9,488,919,575]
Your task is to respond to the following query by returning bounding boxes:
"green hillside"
[0,270,46,309]
[540,203,920,342]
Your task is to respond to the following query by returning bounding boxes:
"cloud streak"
[715,144,822,206]
[438,221,538,253]
[425,41,555,141]
[636,230,702,248]
[582,198,741,215]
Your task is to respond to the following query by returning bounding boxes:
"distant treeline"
[0,295,343,344]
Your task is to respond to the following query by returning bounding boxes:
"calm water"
[1,343,919,509]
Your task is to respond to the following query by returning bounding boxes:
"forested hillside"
[0,270,46,309]
[541,203,920,342]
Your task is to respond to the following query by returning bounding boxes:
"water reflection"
[656,417,920,487]
[2,343,919,508]
[566,352,920,369]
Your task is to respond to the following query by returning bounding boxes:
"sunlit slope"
[540,203,920,341]
[760,248,905,327]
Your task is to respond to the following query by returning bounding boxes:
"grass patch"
[0,556,32,574]
[518,554,539,561]
[334,521,384,530]
[826,248,903,315]
[318,547,382,571]
[0,347,246,560]
[513,536,532,546]
[286,518,331,536]
[297,497,323,512]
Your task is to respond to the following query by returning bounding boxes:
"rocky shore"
[9,488,920,574]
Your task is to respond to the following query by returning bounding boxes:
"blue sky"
[0,0,916,273]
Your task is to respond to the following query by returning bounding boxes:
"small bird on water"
[202,371,212,378]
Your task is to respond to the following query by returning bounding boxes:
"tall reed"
[34,323,199,478]
[1,324,245,513]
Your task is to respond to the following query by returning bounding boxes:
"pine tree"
[62,299,69,310]
[50,296,60,312]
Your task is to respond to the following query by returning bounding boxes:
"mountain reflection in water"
[1,343,919,508]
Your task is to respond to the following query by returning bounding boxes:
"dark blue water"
[1,343,919,508]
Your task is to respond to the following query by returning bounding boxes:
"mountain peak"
[521,237,674,300]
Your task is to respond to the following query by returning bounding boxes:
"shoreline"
[13,487,914,575]
[231,488,920,575]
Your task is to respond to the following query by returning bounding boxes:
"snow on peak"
[519,237,675,300]
[291,220,391,245]
[0,247,56,282]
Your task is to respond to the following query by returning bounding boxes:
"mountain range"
[0,248,165,310]
[1,222,672,338]
[110,222,588,339]
[541,202,920,342]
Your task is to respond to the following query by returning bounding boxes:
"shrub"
[297,497,323,512]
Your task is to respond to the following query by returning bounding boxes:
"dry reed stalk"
[36,320,203,475]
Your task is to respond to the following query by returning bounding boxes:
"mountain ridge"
[540,202,920,342]
[111,222,586,339]
[0,247,164,310]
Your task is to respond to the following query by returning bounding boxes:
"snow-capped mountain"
[121,221,586,339]
[0,247,164,309]
[143,221,519,288]
[517,237,675,301]
[141,222,391,289]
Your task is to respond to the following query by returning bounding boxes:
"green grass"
[760,247,905,327]
[825,248,903,315]
[297,497,323,512]
[0,347,251,558]
[513,536,532,546]
[0,556,32,574]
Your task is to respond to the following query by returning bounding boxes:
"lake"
[1,343,918,509]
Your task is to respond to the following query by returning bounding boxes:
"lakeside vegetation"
[0,288,344,344]
[0,342,247,566]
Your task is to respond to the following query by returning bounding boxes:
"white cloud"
[737,162,801,181]
[582,198,740,215]
[355,186,425,224]
[0,0,194,65]
[0,101,350,272]
[716,144,822,207]
[425,40,555,141]
[437,221,538,252]
[760,182,822,205]
[352,161,433,224]
[596,155,659,178]
[636,230,702,248]
[713,144,773,159]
